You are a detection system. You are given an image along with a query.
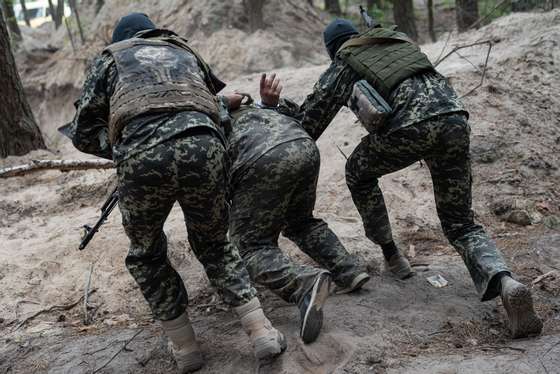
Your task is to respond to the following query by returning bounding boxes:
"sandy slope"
[1,9,559,374]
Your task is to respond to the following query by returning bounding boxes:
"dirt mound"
[2,9,559,374]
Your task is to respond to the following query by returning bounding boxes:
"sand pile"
[1,9,559,374]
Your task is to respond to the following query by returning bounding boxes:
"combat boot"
[500,276,543,338]
[298,271,331,343]
[161,312,204,373]
[234,298,287,360]
[385,251,414,279]
[335,272,371,294]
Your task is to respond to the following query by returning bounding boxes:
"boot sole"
[335,273,371,295]
[301,273,331,344]
[502,283,543,339]
[254,331,287,361]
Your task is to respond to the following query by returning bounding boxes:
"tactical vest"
[103,34,220,144]
[337,27,435,99]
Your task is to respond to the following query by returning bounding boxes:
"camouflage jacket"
[71,47,224,164]
[226,100,311,185]
[297,59,468,140]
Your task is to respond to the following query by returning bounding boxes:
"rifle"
[79,186,119,250]
[359,5,380,29]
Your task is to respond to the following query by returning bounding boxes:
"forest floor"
[1,7,560,374]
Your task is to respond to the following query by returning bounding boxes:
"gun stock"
[79,187,119,250]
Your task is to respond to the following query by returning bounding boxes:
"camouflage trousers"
[229,139,365,305]
[345,114,510,301]
[117,130,256,321]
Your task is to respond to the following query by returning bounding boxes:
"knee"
[345,158,379,191]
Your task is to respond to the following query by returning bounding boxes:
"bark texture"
[0,6,46,158]
[393,0,418,40]
[1,0,21,41]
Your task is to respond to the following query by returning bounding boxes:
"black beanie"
[112,13,156,43]
[323,19,358,60]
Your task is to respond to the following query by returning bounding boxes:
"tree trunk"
[393,0,417,40]
[367,0,375,12]
[47,0,62,28]
[19,0,30,27]
[244,0,265,33]
[1,0,21,41]
[325,0,341,15]
[95,0,104,14]
[55,0,64,25]
[456,0,478,32]
[427,0,436,42]
[0,6,46,157]
[68,0,84,43]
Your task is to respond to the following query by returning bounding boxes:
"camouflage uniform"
[71,35,256,321]
[297,61,510,301]
[227,105,365,304]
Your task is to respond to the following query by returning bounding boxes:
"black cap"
[112,13,156,43]
[323,19,358,59]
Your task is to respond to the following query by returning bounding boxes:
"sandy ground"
[1,8,560,374]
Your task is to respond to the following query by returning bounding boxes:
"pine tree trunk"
[244,0,265,32]
[1,0,21,41]
[47,0,61,28]
[456,0,478,32]
[19,0,30,27]
[325,0,341,15]
[0,6,46,158]
[393,0,418,40]
[427,0,436,41]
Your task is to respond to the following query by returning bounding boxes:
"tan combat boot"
[161,312,204,373]
[385,251,414,279]
[500,276,543,338]
[234,298,287,360]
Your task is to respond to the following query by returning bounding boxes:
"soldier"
[70,13,285,372]
[221,75,370,344]
[294,18,543,338]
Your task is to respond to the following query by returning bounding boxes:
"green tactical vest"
[336,27,435,99]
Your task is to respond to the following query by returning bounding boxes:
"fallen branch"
[13,289,97,331]
[0,159,114,178]
[93,329,144,373]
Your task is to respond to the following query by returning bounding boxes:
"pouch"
[347,80,392,133]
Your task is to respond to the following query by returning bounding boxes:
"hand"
[260,73,283,107]
[223,93,244,110]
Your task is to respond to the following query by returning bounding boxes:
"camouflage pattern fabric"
[345,113,510,300]
[71,53,224,165]
[296,60,467,140]
[117,128,256,321]
[228,130,365,304]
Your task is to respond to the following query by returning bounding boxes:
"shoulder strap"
[338,34,413,54]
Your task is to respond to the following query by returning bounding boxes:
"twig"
[434,40,492,67]
[13,289,97,331]
[460,41,493,98]
[93,329,144,373]
[0,159,114,178]
[83,263,94,325]
[468,0,510,30]
[480,345,526,353]
[532,270,558,285]
[435,31,453,66]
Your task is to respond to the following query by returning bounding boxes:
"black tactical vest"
[337,27,435,99]
[103,33,220,144]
